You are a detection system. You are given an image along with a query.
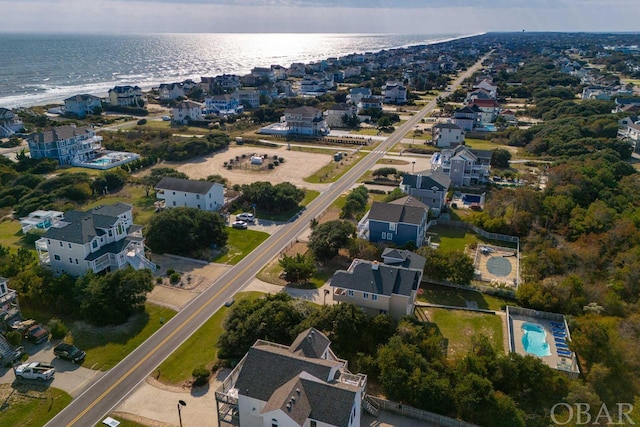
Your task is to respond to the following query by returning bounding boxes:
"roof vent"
[291,396,296,403]
[372,261,379,271]
[296,388,301,394]
[286,404,292,411]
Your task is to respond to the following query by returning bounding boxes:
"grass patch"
[428,224,518,251]
[213,228,269,265]
[463,138,512,151]
[304,151,366,184]
[71,303,177,371]
[301,189,320,206]
[82,185,156,226]
[420,307,504,358]
[157,291,264,385]
[55,166,104,176]
[350,128,380,136]
[419,283,518,311]
[0,219,22,248]
[0,384,72,427]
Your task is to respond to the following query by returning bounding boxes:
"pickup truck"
[14,362,55,382]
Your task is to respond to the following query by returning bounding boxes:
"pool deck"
[507,309,580,377]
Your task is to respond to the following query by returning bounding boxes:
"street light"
[177,400,187,427]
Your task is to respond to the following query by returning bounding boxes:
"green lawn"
[420,307,504,358]
[83,186,156,226]
[0,384,72,427]
[428,225,518,251]
[301,189,320,206]
[0,219,22,248]
[463,138,512,151]
[419,283,518,311]
[304,151,366,184]
[213,228,270,265]
[157,291,263,385]
[71,303,177,371]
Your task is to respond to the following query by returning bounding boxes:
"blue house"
[367,196,428,247]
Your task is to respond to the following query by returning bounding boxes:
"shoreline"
[1,32,485,110]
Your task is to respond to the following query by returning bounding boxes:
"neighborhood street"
[44,55,489,427]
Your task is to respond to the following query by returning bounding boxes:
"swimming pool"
[88,158,112,165]
[521,322,551,357]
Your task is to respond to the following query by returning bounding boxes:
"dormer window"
[92,240,98,249]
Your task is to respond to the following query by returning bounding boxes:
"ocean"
[0,33,472,109]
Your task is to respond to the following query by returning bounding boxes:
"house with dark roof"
[171,101,203,125]
[215,328,367,427]
[35,203,155,276]
[27,125,104,165]
[108,85,144,107]
[284,106,330,136]
[64,94,102,118]
[325,103,358,128]
[468,99,501,124]
[453,105,480,132]
[432,121,464,148]
[400,171,452,213]
[0,108,24,137]
[330,249,425,318]
[155,177,224,211]
[431,145,492,187]
[366,196,428,247]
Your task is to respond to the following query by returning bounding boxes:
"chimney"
[372,261,379,271]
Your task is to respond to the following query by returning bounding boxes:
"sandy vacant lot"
[172,145,333,189]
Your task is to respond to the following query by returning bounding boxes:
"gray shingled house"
[216,327,367,427]
[330,249,426,319]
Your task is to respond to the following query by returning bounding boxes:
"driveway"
[0,340,104,398]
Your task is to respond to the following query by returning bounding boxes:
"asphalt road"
[45,54,489,427]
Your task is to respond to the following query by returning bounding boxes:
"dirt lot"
[171,145,333,189]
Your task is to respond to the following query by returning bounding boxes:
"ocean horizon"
[0,32,481,109]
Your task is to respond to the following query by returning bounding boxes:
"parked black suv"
[53,343,86,364]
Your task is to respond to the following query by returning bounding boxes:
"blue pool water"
[89,158,112,165]
[522,322,551,357]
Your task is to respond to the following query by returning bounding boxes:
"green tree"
[490,148,512,169]
[308,220,355,262]
[146,207,228,254]
[279,253,316,283]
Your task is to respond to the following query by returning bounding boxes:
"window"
[47,239,51,245]
[196,194,200,199]
[54,255,60,261]
[347,290,354,297]
[389,223,396,231]
[310,421,317,427]
[372,294,378,301]
[197,205,201,209]
[363,292,369,299]
[381,232,387,240]
[386,233,392,240]
[173,201,176,206]
[68,243,72,249]
[75,258,79,264]
[0,283,5,295]
[271,419,278,427]
[59,242,63,247]
[172,191,176,195]
[92,240,98,249]
[69,257,73,263]
[108,230,113,237]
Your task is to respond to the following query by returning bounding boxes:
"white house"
[0,108,24,137]
[215,328,367,427]
[325,103,358,128]
[19,210,65,234]
[282,106,330,136]
[473,79,498,98]
[299,76,327,94]
[63,94,102,118]
[383,81,407,104]
[171,101,203,125]
[108,85,144,107]
[468,99,501,124]
[618,116,640,152]
[357,97,383,113]
[288,62,307,77]
[35,203,155,276]
[238,89,260,109]
[28,125,104,165]
[158,83,186,101]
[432,122,465,148]
[154,177,224,211]
[431,145,492,187]
[0,277,21,332]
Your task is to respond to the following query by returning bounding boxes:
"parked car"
[161,115,171,121]
[15,320,49,344]
[236,213,255,223]
[232,221,248,229]
[14,362,55,382]
[53,343,86,364]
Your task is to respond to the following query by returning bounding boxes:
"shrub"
[192,366,211,386]
[169,272,181,285]
[137,119,147,125]
[48,318,68,340]
[268,163,274,169]
[156,277,163,285]
[166,268,175,276]
[278,157,284,163]
[5,330,22,346]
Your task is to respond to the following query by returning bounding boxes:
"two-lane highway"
[45,53,490,427]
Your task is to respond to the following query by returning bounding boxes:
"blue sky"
[0,0,638,33]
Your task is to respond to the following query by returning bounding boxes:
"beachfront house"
[171,101,203,125]
[432,122,465,148]
[0,108,24,137]
[0,277,21,332]
[215,328,367,427]
[63,94,102,118]
[431,145,492,187]
[383,81,407,104]
[204,93,243,115]
[325,103,358,128]
[27,125,104,165]
[366,197,429,247]
[400,171,452,214]
[154,177,224,211]
[330,249,426,318]
[35,203,155,276]
[158,83,186,101]
[200,74,241,92]
[299,76,327,94]
[238,89,260,109]
[108,85,145,107]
